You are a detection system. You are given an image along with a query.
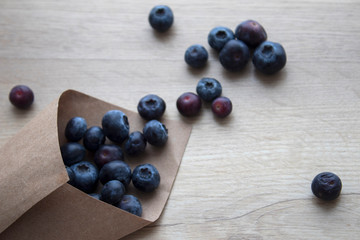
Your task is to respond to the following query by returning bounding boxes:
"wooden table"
[1,0,359,239]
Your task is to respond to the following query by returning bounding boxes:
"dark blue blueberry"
[252,41,287,75]
[94,144,124,169]
[184,44,208,68]
[65,117,87,142]
[211,96,233,118]
[83,126,106,152]
[235,20,267,48]
[9,85,34,109]
[60,142,86,166]
[99,160,132,186]
[196,78,222,102]
[66,166,76,186]
[148,5,174,32]
[102,110,129,144]
[137,94,166,120]
[219,40,250,71]
[176,92,202,117]
[89,193,100,200]
[124,131,147,156]
[311,172,342,201]
[208,26,235,51]
[143,120,168,146]
[132,163,160,193]
[70,161,99,193]
[116,195,142,217]
[100,180,125,205]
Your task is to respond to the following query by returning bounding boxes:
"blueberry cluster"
[176,78,232,118]
[60,103,169,217]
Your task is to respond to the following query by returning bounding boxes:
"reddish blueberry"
[93,144,124,169]
[311,172,342,201]
[9,85,34,109]
[235,20,267,48]
[211,96,232,118]
[176,92,202,117]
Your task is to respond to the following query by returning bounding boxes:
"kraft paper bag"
[0,90,192,240]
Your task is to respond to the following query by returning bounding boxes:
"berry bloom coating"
[70,161,99,193]
[137,94,166,120]
[65,117,87,142]
[132,163,160,193]
[184,44,208,68]
[100,180,125,205]
[148,5,174,32]
[311,172,342,201]
[117,195,142,217]
[102,110,130,144]
[143,120,168,146]
[235,20,267,48]
[196,78,222,102]
[124,131,147,156]
[252,41,287,74]
[219,40,250,71]
[211,97,233,118]
[83,126,106,152]
[208,26,235,51]
[176,92,202,117]
[9,85,34,109]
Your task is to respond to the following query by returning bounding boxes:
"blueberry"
[184,44,208,68]
[311,172,342,201]
[99,160,132,186]
[235,20,267,48]
[116,195,142,217]
[148,5,174,32]
[65,117,87,142]
[89,193,101,200]
[60,142,86,166]
[9,85,34,109]
[196,78,222,102]
[208,26,235,51]
[94,144,124,169]
[211,96,233,118]
[137,94,166,120]
[176,92,202,117]
[70,161,99,193]
[143,120,168,146]
[100,180,125,205]
[219,39,250,71]
[83,126,106,152]
[102,110,129,144]
[66,166,76,186]
[252,41,287,74]
[124,131,147,156]
[132,163,160,193]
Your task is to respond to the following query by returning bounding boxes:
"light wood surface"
[1,0,360,239]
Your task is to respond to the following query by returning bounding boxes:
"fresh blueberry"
[211,96,233,118]
[102,110,130,144]
[184,44,208,68]
[208,26,235,51]
[94,144,124,169]
[176,92,202,117]
[219,39,250,71]
[196,78,222,102]
[9,85,34,109]
[116,195,142,217]
[137,94,166,120]
[60,142,86,166]
[89,193,101,200]
[83,126,106,152]
[100,180,125,205]
[148,5,174,32]
[124,131,147,156]
[252,41,287,75]
[235,20,267,48]
[311,172,342,201]
[65,117,87,142]
[132,163,160,193]
[143,120,168,146]
[66,166,76,186]
[99,160,132,187]
[70,161,99,193]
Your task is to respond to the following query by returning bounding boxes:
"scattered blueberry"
[196,78,222,102]
[211,96,233,118]
[219,39,250,71]
[9,85,34,109]
[252,41,287,74]
[124,131,147,156]
[94,144,124,169]
[99,160,132,187]
[116,195,142,217]
[89,193,101,200]
[143,120,168,146]
[184,44,208,68]
[70,161,99,193]
[132,163,160,193]
[311,172,342,201]
[208,26,235,51]
[235,20,267,48]
[83,126,106,152]
[102,110,130,144]
[176,92,202,117]
[148,5,174,32]
[60,142,86,166]
[137,94,166,120]
[100,180,125,205]
[65,117,87,142]
[66,166,76,186]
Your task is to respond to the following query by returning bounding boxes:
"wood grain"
[0,0,359,239]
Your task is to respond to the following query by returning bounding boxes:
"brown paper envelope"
[0,90,192,240]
